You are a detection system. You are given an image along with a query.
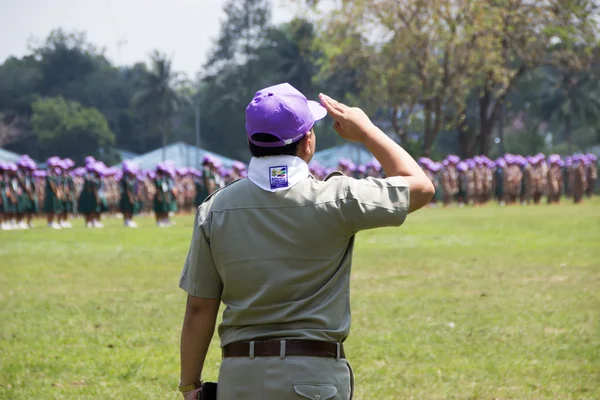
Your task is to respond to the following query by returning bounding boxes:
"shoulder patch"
[324,170,345,181]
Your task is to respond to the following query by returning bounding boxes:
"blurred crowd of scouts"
[0,151,597,230]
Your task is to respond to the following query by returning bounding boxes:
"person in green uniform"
[2,163,18,229]
[0,162,8,230]
[192,169,208,207]
[563,157,572,198]
[44,157,64,229]
[177,85,435,399]
[58,159,75,228]
[24,162,39,228]
[168,169,178,217]
[0,163,5,230]
[119,161,140,228]
[456,161,468,206]
[78,163,102,228]
[5,164,22,229]
[15,157,36,229]
[201,156,218,197]
[153,164,172,227]
[494,158,506,206]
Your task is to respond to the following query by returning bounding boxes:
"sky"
[0,0,296,78]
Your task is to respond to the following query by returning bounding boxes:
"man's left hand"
[182,388,201,400]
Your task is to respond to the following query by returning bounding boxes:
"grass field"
[1,199,599,400]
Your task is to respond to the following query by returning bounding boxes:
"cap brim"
[308,100,327,122]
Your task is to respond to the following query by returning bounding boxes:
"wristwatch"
[178,380,202,392]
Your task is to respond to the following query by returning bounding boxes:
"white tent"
[113,142,239,170]
[0,148,23,163]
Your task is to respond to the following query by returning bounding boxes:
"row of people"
[308,153,597,206]
[0,155,246,230]
[1,151,597,230]
[424,153,597,206]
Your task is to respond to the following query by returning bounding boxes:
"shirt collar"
[247,155,309,192]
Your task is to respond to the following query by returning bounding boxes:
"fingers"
[332,121,343,136]
[319,93,346,118]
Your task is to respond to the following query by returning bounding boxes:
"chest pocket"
[293,384,337,400]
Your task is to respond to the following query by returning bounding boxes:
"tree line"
[1,0,599,165]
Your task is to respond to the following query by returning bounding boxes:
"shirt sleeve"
[179,208,223,299]
[340,176,410,233]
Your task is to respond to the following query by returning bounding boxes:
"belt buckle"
[249,341,255,359]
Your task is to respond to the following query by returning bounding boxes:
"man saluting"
[178,83,434,399]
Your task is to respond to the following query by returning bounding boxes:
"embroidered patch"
[269,165,288,189]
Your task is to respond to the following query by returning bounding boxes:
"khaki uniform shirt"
[179,167,410,347]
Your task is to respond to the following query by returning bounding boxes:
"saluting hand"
[319,93,376,143]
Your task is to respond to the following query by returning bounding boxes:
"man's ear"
[304,130,314,155]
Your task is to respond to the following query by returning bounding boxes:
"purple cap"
[447,155,460,164]
[548,154,561,164]
[62,158,75,169]
[582,155,591,165]
[466,159,476,169]
[176,167,189,176]
[122,160,139,174]
[202,155,216,165]
[245,83,327,148]
[357,165,367,174]
[189,168,202,178]
[514,155,524,165]
[85,156,96,165]
[429,162,442,172]
[17,158,35,169]
[586,153,597,162]
[456,161,468,172]
[338,158,349,167]
[5,163,18,172]
[33,170,46,178]
[495,158,507,168]
[47,156,61,167]
[366,158,381,171]
[232,161,246,171]
[156,163,168,173]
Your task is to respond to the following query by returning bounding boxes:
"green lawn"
[1,199,599,399]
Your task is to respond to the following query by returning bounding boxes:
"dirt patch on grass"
[544,327,566,335]
[525,275,569,283]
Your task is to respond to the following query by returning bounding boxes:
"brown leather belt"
[222,339,345,359]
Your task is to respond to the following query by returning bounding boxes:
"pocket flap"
[293,384,337,400]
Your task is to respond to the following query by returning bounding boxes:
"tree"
[0,56,41,117]
[304,0,599,156]
[31,29,107,99]
[31,97,116,164]
[461,0,599,155]
[309,0,497,156]
[200,0,281,159]
[540,70,600,153]
[0,113,23,148]
[132,51,189,161]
